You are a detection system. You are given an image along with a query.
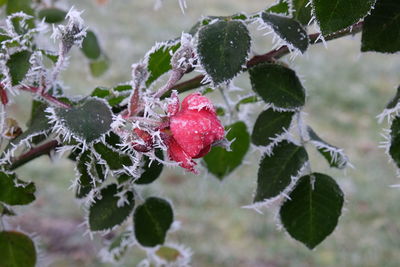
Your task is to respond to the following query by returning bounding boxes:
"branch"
[19,86,71,109]
[9,140,59,170]
[169,21,364,96]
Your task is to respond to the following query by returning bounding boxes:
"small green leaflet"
[280,173,344,249]
[260,12,309,53]
[249,62,306,110]
[135,149,164,184]
[38,8,66,23]
[307,126,349,169]
[93,142,132,170]
[134,197,173,247]
[203,121,250,179]
[312,0,376,35]
[254,141,308,202]
[6,50,32,86]
[266,0,290,15]
[385,86,400,110]
[88,184,135,231]
[197,20,251,84]
[90,56,109,77]
[0,231,37,267]
[81,31,102,60]
[252,109,294,147]
[145,41,180,86]
[0,171,35,206]
[155,246,182,263]
[53,98,113,144]
[361,0,400,53]
[389,116,400,168]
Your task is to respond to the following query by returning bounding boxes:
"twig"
[9,140,59,170]
[19,85,71,109]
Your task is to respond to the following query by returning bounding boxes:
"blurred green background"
[7,0,400,266]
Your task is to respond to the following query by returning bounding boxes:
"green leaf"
[254,141,308,202]
[235,95,259,111]
[249,62,306,110]
[6,51,32,86]
[292,0,313,25]
[81,31,102,60]
[0,231,37,267]
[280,173,344,249]
[312,0,375,35]
[135,149,164,184]
[252,109,294,146]
[75,150,93,199]
[266,0,290,15]
[203,121,250,179]
[6,0,33,16]
[197,20,251,84]
[90,56,109,77]
[93,142,132,170]
[361,0,400,53]
[389,116,400,168]
[40,50,59,63]
[134,197,173,247]
[89,184,135,231]
[155,246,181,262]
[260,12,309,53]
[145,41,180,86]
[0,172,35,205]
[38,8,67,23]
[53,98,113,143]
[307,126,348,169]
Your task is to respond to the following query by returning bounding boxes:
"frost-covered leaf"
[6,50,32,86]
[260,12,309,53]
[89,184,135,231]
[252,109,294,147]
[197,20,251,84]
[134,197,173,247]
[280,173,344,249]
[90,56,109,77]
[0,171,35,205]
[385,86,400,110]
[361,0,400,53]
[293,0,313,25]
[249,62,306,110]
[135,149,164,185]
[5,102,50,153]
[389,116,400,168]
[38,8,67,23]
[75,150,93,199]
[0,231,36,267]
[93,142,132,170]
[267,0,290,15]
[254,141,308,202]
[145,41,180,86]
[307,126,348,169]
[312,0,376,35]
[53,98,113,143]
[203,121,250,179]
[81,30,101,60]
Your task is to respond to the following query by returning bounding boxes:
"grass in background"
[8,0,400,266]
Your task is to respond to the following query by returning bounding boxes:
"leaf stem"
[19,85,71,109]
